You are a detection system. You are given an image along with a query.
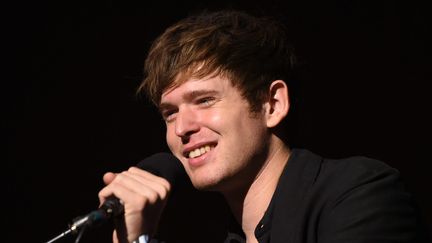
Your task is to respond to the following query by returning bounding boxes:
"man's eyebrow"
[159,89,219,111]
[184,89,219,101]
[158,103,174,113]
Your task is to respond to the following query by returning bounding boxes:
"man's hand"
[98,166,171,243]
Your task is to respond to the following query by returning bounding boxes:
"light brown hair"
[138,10,297,112]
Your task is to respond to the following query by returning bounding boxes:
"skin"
[160,75,271,192]
[99,74,291,243]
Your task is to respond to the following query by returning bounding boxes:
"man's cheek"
[166,131,176,151]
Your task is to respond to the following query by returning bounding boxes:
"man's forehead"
[160,75,229,101]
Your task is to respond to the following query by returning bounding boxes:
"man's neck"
[223,139,291,242]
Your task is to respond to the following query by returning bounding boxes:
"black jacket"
[228,149,430,243]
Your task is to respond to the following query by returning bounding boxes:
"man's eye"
[162,110,177,122]
[197,97,215,106]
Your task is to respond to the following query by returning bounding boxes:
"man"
[98,10,429,243]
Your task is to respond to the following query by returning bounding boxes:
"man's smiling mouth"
[188,145,213,158]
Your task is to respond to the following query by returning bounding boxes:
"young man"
[98,10,429,243]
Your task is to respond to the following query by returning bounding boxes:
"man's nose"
[175,107,199,139]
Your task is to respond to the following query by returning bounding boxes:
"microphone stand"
[44,199,120,243]
[45,214,90,243]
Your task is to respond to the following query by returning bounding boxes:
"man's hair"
[138,10,297,112]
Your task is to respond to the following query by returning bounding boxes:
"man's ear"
[264,80,290,128]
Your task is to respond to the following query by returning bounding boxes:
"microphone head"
[136,152,188,187]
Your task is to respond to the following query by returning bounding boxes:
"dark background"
[5,0,431,242]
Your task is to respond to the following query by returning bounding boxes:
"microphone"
[45,152,186,243]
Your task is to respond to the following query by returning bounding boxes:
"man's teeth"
[189,145,211,158]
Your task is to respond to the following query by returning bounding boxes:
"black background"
[5,0,431,242]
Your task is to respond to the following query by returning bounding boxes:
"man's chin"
[190,177,223,191]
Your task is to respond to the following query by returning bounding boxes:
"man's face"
[160,75,270,192]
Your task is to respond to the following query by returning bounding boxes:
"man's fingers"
[103,172,117,185]
[114,171,170,205]
[126,168,171,197]
[99,169,171,207]
[128,167,172,191]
